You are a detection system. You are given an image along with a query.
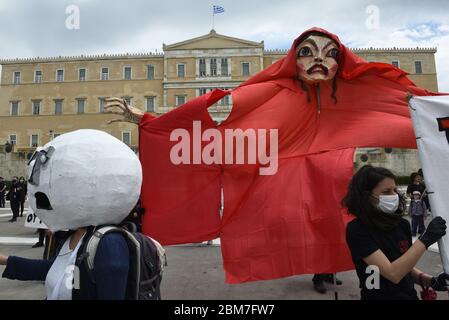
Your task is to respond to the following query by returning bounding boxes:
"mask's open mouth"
[35,192,53,210]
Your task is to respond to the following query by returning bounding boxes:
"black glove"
[431,272,449,291]
[418,216,446,249]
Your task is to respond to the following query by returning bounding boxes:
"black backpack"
[77,222,166,300]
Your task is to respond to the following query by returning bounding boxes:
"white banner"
[24,207,48,229]
[410,95,449,273]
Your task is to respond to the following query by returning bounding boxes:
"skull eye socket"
[35,192,53,210]
[297,46,312,57]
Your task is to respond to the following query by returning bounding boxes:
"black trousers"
[19,199,25,216]
[0,193,5,208]
[10,200,20,220]
[411,215,425,235]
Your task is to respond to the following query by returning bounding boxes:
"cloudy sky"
[1,0,448,90]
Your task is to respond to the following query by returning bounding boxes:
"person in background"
[417,168,431,213]
[18,176,27,217]
[8,177,21,222]
[409,191,427,237]
[0,177,6,208]
[344,165,449,300]
[406,172,425,199]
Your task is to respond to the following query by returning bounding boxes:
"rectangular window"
[13,71,21,84]
[35,70,43,83]
[221,58,228,76]
[54,99,64,115]
[199,59,206,77]
[10,101,19,116]
[147,65,155,80]
[77,99,86,114]
[124,66,132,80]
[242,62,250,77]
[30,134,39,148]
[391,60,400,68]
[9,135,17,145]
[146,96,155,112]
[101,67,109,80]
[210,58,217,76]
[32,100,41,115]
[175,95,186,106]
[177,64,186,78]
[79,68,86,81]
[221,95,230,106]
[56,69,64,82]
[415,61,423,74]
[99,98,106,113]
[199,88,208,96]
[122,132,131,146]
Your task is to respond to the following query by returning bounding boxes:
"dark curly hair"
[342,165,407,220]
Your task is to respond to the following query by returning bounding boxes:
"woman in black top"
[343,165,449,300]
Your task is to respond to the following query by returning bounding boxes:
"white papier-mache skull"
[27,129,142,232]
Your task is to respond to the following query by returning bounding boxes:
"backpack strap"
[77,225,141,299]
[84,226,120,272]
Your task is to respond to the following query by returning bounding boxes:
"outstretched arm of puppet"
[1,255,54,281]
[104,97,145,125]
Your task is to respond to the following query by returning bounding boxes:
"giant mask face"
[296,33,339,85]
[27,129,142,231]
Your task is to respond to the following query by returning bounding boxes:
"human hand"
[431,272,449,291]
[419,217,446,249]
[0,254,8,265]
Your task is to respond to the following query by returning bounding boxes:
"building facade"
[0,30,439,179]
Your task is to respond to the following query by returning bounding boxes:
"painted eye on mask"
[326,48,339,59]
[297,46,312,57]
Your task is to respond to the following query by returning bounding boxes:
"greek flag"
[213,5,225,14]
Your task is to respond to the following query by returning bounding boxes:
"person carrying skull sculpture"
[0,130,165,300]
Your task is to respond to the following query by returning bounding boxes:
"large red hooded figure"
[138,28,438,283]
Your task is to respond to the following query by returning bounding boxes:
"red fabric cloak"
[139,28,439,283]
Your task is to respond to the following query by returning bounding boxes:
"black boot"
[312,275,327,294]
[324,274,343,285]
[32,242,44,248]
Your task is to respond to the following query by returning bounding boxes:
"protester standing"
[8,177,21,222]
[409,191,427,237]
[406,172,426,198]
[0,177,6,208]
[344,165,449,300]
[18,176,27,217]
